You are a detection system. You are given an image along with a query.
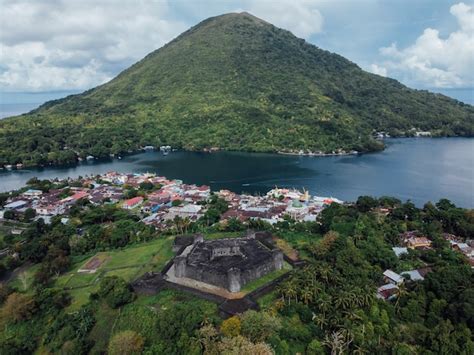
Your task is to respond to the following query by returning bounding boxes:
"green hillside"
[1,12,473,166]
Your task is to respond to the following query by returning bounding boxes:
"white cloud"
[371,2,474,88]
[0,0,187,91]
[243,0,324,38]
[370,64,387,77]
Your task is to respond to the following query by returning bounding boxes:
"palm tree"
[312,312,328,329]
[301,287,313,304]
[394,282,408,312]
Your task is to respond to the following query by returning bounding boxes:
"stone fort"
[172,233,284,292]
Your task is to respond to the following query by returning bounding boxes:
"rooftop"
[186,237,273,273]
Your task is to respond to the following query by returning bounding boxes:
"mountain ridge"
[1,12,473,166]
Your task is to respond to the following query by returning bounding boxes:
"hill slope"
[1,12,473,166]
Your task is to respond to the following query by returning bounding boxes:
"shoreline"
[2,135,474,171]
[277,150,360,157]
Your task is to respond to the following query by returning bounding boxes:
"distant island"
[0,12,473,168]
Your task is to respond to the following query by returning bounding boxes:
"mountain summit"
[1,12,472,166]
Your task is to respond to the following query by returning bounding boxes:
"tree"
[215,336,273,355]
[98,276,134,308]
[356,196,378,212]
[240,310,282,343]
[3,209,15,220]
[139,181,154,191]
[307,339,325,355]
[172,199,182,207]
[1,292,36,323]
[220,316,241,337]
[108,330,144,355]
[23,208,36,222]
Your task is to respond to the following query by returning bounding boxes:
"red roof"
[71,191,89,200]
[124,196,143,206]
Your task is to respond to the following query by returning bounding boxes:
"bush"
[98,276,134,308]
[220,316,241,337]
[1,292,36,323]
[108,330,144,355]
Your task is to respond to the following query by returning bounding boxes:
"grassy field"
[55,236,174,310]
[241,261,292,293]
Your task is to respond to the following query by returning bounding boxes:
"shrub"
[220,316,241,337]
[108,330,144,355]
[98,276,134,308]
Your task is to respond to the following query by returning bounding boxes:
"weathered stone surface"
[173,235,283,292]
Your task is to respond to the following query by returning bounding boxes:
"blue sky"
[0,0,472,101]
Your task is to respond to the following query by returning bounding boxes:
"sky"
[0,0,473,104]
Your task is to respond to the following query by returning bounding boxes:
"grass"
[63,272,99,288]
[8,264,41,293]
[257,290,279,309]
[102,238,172,269]
[67,285,98,311]
[241,262,292,293]
[105,267,142,281]
[55,237,174,308]
[87,303,120,354]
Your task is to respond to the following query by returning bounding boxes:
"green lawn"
[241,262,292,293]
[63,272,99,288]
[67,285,98,311]
[105,266,142,281]
[102,237,172,269]
[55,237,174,308]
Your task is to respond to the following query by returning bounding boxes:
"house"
[383,269,404,285]
[164,204,203,220]
[22,189,43,198]
[453,243,474,258]
[4,200,28,210]
[60,190,90,205]
[123,196,144,209]
[392,247,408,257]
[400,267,432,282]
[401,232,432,249]
[377,283,399,301]
[35,204,65,216]
[406,237,432,249]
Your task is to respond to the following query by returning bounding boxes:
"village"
[0,171,344,230]
[1,171,473,304]
[377,230,474,301]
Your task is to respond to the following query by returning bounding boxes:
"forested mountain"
[1,12,473,166]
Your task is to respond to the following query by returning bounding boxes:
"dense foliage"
[1,12,473,166]
[0,194,473,353]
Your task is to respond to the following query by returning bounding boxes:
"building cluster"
[376,230,474,301]
[217,187,342,225]
[1,172,340,230]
